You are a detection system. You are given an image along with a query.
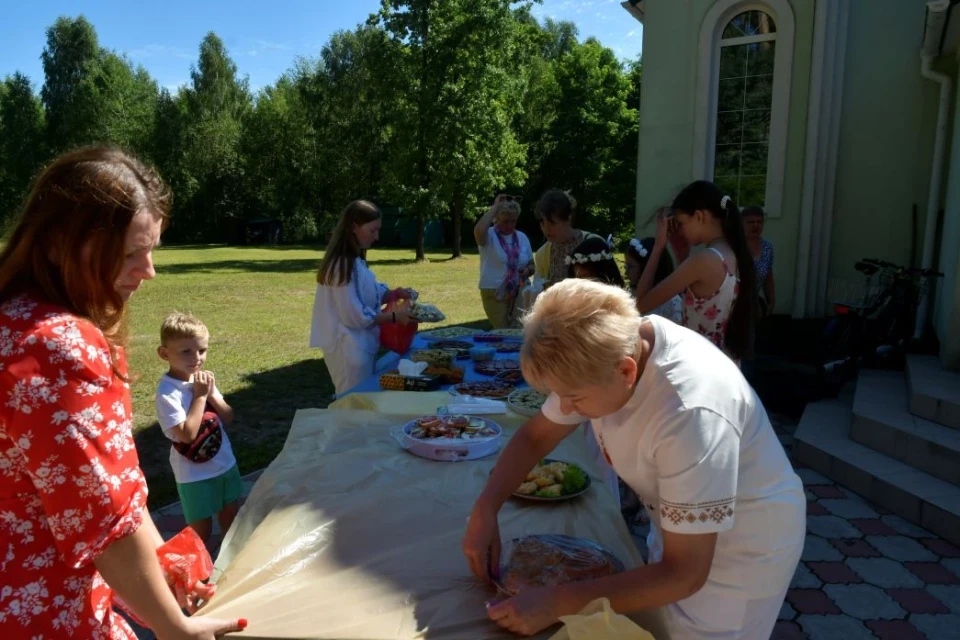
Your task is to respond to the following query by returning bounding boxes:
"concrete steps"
[851,369,960,485]
[907,354,960,430]
[795,398,960,547]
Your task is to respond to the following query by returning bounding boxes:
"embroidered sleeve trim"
[659,497,735,527]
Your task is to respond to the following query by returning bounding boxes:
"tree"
[0,73,46,225]
[375,0,531,260]
[315,25,400,215]
[83,54,159,154]
[40,16,100,153]
[169,33,251,241]
[240,71,324,241]
[529,37,639,237]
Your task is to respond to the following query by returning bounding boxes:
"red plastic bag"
[379,290,418,355]
[158,527,215,609]
[114,527,214,625]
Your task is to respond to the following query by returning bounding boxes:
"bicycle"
[819,258,942,394]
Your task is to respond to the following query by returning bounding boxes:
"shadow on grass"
[155,259,319,275]
[154,254,474,275]
[136,357,335,510]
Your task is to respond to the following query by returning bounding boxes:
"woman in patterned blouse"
[743,206,776,317]
[532,189,600,289]
[0,148,245,639]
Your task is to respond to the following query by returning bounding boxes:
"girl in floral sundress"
[634,181,757,362]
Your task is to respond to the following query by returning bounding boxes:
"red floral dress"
[0,294,147,639]
[682,248,740,352]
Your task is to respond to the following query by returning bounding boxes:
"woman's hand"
[487,587,561,637]
[462,502,502,583]
[163,616,247,639]
[181,580,216,614]
[654,211,670,248]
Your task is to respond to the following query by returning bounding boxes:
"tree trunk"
[416,211,426,262]
[452,186,464,259]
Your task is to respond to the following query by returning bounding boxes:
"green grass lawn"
[129,245,486,508]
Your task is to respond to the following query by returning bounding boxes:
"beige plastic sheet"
[199,407,668,639]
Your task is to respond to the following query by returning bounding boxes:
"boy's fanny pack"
[173,409,223,463]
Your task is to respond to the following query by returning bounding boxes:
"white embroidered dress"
[310,258,389,395]
[541,315,805,638]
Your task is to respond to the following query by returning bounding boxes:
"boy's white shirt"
[155,372,237,484]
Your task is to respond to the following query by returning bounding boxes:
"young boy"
[156,312,242,544]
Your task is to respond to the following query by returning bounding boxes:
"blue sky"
[0,0,642,94]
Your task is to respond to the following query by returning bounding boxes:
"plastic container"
[495,534,625,596]
[469,346,496,362]
[390,416,502,462]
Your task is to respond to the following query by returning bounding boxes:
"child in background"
[565,235,625,288]
[625,237,683,325]
[156,313,242,544]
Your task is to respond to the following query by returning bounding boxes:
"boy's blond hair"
[520,279,642,390]
[160,312,209,346]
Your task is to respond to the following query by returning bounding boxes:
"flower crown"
[628,238,649,259]
[565,250,614,265]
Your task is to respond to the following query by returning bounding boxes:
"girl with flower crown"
[634,181,758,361]
[564,235,625,287]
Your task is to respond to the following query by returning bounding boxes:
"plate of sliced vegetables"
[511,459,590,501]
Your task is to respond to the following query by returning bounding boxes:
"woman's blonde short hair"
[520,279,643,390]
[497,200,521,219]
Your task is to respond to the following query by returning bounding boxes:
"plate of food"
[494,369,525,385]
[475,359,520,376]
[473,333,505,343]
[391,415,503,462]
[410,302,446,323]
[507,388,547,416]
[420,326,481,341]
[409,349,458,368]
[489,328,524,339]
[495,534,625,596]
[429,340,474,358]
[512,459,590,501]
[452,380,516,399]
[495,342,521,353]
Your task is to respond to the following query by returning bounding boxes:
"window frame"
[693,0,795,218]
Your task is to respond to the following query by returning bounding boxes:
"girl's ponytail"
[719,194,758,359]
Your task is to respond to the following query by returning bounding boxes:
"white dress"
[542,316,805,639]
[310,258,389,396]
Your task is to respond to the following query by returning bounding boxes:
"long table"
[199,406,669,639]
[344,333,523,395]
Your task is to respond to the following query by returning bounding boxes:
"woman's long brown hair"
[316,200,381,286]
[0,147,170,369]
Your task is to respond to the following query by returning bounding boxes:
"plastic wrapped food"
[497,535,624,596]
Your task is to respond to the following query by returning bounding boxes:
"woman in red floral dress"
[634,181,758,362]
[0,148,245,639]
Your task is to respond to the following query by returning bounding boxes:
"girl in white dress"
[463,279,804,639]
[309,201,416,396]
[635,181,757,362]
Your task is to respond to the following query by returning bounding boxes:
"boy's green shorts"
[176,464,243,523]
